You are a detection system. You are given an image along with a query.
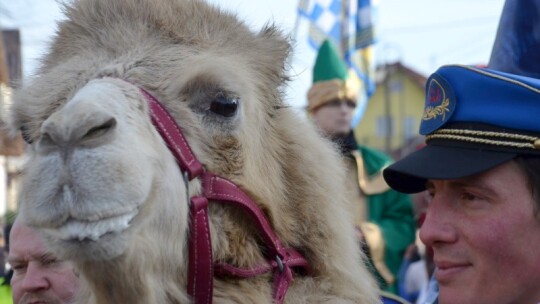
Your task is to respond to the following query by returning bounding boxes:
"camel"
[9,0,380,303]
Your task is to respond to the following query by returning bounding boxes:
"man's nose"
[21,263,51,292]
[419,195,458,247]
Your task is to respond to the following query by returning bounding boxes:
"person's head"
[383,65,540,304]
[307,40,359,138]
[8,216,80,304]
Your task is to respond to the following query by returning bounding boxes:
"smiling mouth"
[435,262,471,283]
[44,210,138,241]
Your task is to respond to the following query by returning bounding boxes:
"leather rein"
[138,87,311,303]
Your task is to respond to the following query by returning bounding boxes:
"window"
[376,116,394,138]
[404,116,416,139]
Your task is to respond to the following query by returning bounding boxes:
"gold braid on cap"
[307,71,361,112]
[426,128,540,149]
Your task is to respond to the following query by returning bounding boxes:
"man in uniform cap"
[384,64,540,304]
[307,40,416,294]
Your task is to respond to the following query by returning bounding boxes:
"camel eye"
[209,94,238,118]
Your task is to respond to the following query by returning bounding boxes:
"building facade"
[354,62,426,156]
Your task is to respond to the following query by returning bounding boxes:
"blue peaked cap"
[384,65,540,193]
[420,65,540,135]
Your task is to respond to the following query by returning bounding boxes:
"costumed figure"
[307,40,416,295]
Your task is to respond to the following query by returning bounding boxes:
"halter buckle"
[275,255,284,273]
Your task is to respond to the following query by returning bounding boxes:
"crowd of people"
[308,37,540,303]
[308,3,540,300]
[2,58,539,304]
[1,0,540,303]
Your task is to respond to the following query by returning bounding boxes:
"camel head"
[15,77,183,260]
[10,0,290,262]
[9,0,380,302]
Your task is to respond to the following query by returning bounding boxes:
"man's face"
[311,98,355,137]
[8,223,80,304]
[421,161,540,304]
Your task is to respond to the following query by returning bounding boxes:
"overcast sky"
[1,0,506,108]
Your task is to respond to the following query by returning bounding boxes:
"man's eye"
[10,263,27,273]
[460,192,477,201]
[425,190,435,201]
[328,100,341,107]
[42,258,58,266]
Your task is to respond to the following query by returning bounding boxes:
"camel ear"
[256,25,291,80]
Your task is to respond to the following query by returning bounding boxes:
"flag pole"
[340,0,349,59]
[293,0,307,44]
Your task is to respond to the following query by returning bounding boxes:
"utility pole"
[383,63,392,153]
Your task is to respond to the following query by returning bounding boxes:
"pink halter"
[139,86,311,304]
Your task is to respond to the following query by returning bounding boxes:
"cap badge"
[423,79,449,120]
[420,73,456,135]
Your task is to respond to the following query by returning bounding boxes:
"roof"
[376,61,427,90]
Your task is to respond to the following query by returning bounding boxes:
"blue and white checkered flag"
[298,0,343,50]
[297,0,379,126]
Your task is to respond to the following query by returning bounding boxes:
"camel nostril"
[38,119,63,150]
[20,125,34,144]
[82,118,117,141]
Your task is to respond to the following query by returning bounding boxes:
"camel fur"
[9,0,380,303]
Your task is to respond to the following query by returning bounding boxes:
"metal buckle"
[183,171,190,206]
[275,255,284,273]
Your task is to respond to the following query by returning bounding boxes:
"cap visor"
[383,145,517,193]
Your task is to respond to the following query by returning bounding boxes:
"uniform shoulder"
[381,291,411,304]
